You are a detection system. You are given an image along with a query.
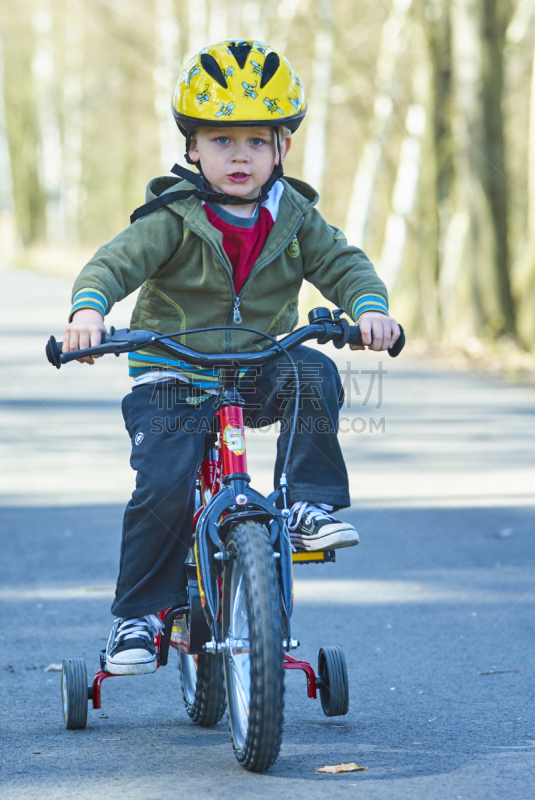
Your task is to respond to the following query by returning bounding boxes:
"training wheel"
[61,658,89,729]
[318,646,349,717]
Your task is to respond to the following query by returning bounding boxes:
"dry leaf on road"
[478,669,519,676]
[315,763,368,774]
[44,664,62,672]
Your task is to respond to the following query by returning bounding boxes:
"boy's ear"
[277,132,292,165]
[188,136,200,163]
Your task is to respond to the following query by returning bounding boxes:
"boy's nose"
[230,147,250,163]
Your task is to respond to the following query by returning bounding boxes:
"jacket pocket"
[266,295,299,336]
[142,281,187,343]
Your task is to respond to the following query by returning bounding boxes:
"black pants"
[112,345,350,618]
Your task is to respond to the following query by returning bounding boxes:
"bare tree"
[511,0,535,348]
[480,0,516,335]
[61,0,85,246]
[154,0,181,172]
[301,0,333,202]
[0,0,46,246]
[345,0,413,250]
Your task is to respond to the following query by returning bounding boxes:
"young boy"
[63,40,400,675]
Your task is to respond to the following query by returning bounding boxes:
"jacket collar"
[145,175,318,269]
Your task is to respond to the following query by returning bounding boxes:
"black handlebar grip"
[346,327,363,347]
[388,326,405,357]
[46,335,62,368]
[346,324,405,358]
[45,333,114,368]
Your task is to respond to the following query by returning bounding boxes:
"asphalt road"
[1,265,535,799]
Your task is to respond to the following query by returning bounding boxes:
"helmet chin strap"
[174,127,284,206]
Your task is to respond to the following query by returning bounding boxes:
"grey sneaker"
[288,502,359,551]
[105,615,163,676]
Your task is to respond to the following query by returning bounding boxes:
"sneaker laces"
[288,501,335,531]
[116,614,164,645]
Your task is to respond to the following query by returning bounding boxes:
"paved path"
[1,265,535,799]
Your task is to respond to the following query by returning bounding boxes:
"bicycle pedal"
[291,550,336,564]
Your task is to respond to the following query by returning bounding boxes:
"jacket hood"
[144,173,319,215]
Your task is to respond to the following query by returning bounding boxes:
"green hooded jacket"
[70,175,388,381]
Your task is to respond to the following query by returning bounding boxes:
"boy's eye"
[251,138,265,145]
[216,136,230,144]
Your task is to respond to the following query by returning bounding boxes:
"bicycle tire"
[61,658,88,729]
[222,520,284,772]
[179,651,226,726]
[318,646,349,717]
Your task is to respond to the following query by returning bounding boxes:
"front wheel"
[222,521,284,772]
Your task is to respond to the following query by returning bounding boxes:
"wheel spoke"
[232,574,245,637]
[228,652,250,717]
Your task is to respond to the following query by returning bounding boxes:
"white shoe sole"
[105,656,157,676]
[290,524,360,552]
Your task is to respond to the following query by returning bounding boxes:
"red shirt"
[203,204,275,294]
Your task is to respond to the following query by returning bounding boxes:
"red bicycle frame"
[91,402,321,707]
[193,405,320,695]
[200,406,246,495]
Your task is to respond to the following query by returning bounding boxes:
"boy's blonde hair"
[189,125,291,142]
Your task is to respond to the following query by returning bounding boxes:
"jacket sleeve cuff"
[69,288,108,321]
[352,293,388,321]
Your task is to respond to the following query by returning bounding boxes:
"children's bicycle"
[46,306,404,772]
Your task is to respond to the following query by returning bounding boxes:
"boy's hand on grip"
[351,312,400,352]
[63,309,107,364]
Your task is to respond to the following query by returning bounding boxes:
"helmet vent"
[200,53,228,88]
[228,41,252,69]
[260,52,280,88]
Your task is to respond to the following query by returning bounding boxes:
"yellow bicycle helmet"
[131,40,307,220]
[172,40,307,134]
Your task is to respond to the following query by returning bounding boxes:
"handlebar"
[45,306,405,369]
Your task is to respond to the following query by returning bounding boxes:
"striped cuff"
[70,288,108,320]
[352,293,388,321]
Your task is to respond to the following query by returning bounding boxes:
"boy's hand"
[350,312,400,352]
[63,309,107,364]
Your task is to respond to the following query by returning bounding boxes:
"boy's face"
[188,126,291,200]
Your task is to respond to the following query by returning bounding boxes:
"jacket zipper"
[184,222,236,351]
[236,217,305,308]
[185,216,305,351]
[233,297,242,324]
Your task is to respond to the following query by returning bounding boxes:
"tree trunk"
[33,6,65,245]
[411,0,454,338]
[480,0,516,335]
[61,0,84,246]
[441,0,515,341]
[0,36,16,258]
[301,0,333,202]
[379,101,425,292]
[344,0,413,250]
[188,0,207,55]
[0,2,46,246]
[512,0,535,348]
[208,0,229,43]
[154,0,180,172]
[266,0,302,50]
[299,0,333,313]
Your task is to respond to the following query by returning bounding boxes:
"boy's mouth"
[227,172,251,183]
